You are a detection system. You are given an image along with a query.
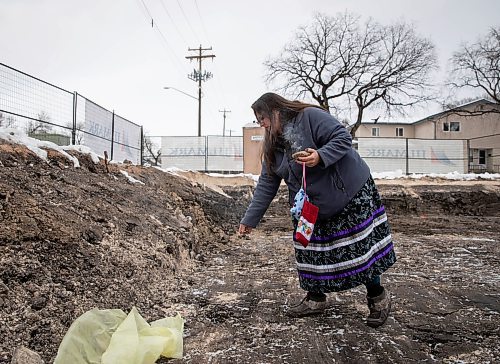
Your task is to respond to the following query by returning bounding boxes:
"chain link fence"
[0,63,142,164]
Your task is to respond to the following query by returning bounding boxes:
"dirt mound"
[1,136,499,363]
[0,139,247,363]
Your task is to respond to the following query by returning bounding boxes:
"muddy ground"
[0,136,499,363]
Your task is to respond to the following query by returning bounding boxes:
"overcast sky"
[1,0,499,137]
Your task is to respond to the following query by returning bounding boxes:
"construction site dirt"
[0,139,499,363]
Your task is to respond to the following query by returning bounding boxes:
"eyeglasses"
[256,115,266,126]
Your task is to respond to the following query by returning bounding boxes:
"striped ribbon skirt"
[293,176,396,293]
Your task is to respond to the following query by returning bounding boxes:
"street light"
[163,86,197,100]
[163,86,202,136]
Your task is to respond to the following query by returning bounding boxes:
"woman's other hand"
[239,224,253,235]
[297,148,320,167]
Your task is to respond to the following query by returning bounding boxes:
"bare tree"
[27,111,53,134]
[447,26,500,115]
[65,121,85,144]
[265,13,378,112]
[264,13,438,137]
[5,115,17,128]
[74,122,85,144]
[143,134,161,166]
[0,112,16,128]
[351,22,438,135]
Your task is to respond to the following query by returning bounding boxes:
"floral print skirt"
[292,176,396,293]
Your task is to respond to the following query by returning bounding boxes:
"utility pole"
[219,108,231,136]
[186,45,215,137]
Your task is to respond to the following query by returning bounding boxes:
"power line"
[155,0,227,132]
[193,0,211,43]
[190,0,228,115]
[159,0,188,45]
[154,26,187,73]
[138,0,153,19]
[187,2,228,120]
[154,1,227,134]
[134,0,188,73]
[176,0,200,42]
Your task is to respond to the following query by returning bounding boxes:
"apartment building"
[356,99,500,173]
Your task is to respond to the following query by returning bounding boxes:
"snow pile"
[120,170,145,185]
[372,169,500,180]
[0,128,101,167]
[207,172,260,182]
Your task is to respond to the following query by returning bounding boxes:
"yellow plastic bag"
[102,307,184,363]
[54,307,184,364]
[54,308,127,364]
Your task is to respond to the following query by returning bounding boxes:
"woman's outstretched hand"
[238,224,253,235]
[296,148,320,167]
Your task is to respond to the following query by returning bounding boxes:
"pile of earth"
[1,135,499,363]
[0,138,249,363]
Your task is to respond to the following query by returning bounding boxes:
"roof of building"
[359,98,495,126]
[412,99,494,125]
[360,120,414,125]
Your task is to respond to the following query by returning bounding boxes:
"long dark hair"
[251,92,324,173]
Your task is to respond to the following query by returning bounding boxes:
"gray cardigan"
[240,107,371,228]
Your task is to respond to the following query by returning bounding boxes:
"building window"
[371,127,380,137]
[450,121,460,131]
[396,127,404,137]
[443,121,460,132]
[479,150,486,165]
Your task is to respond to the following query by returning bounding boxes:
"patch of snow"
[371,170,406,179]
[120,170,145,185]
[153,166,193,175]
[372,169,500,180]
[191,289,207,296]
[0,128,80,167]
[63,144,100,164]
[461,237,496,242]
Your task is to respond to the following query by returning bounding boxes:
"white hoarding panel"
[161,136,243,171]
[82,99,113,158]
[207,136,243,156]
[206,136,243,171]
[112,115,142,164]
[82,134,111,159]
[206,156,243,171]
[358,138,407,173]
[357,138,467,174]
[81,99,142,164]
[162,156,206,170]
[161,136,206,170]
[407,139,467,174]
